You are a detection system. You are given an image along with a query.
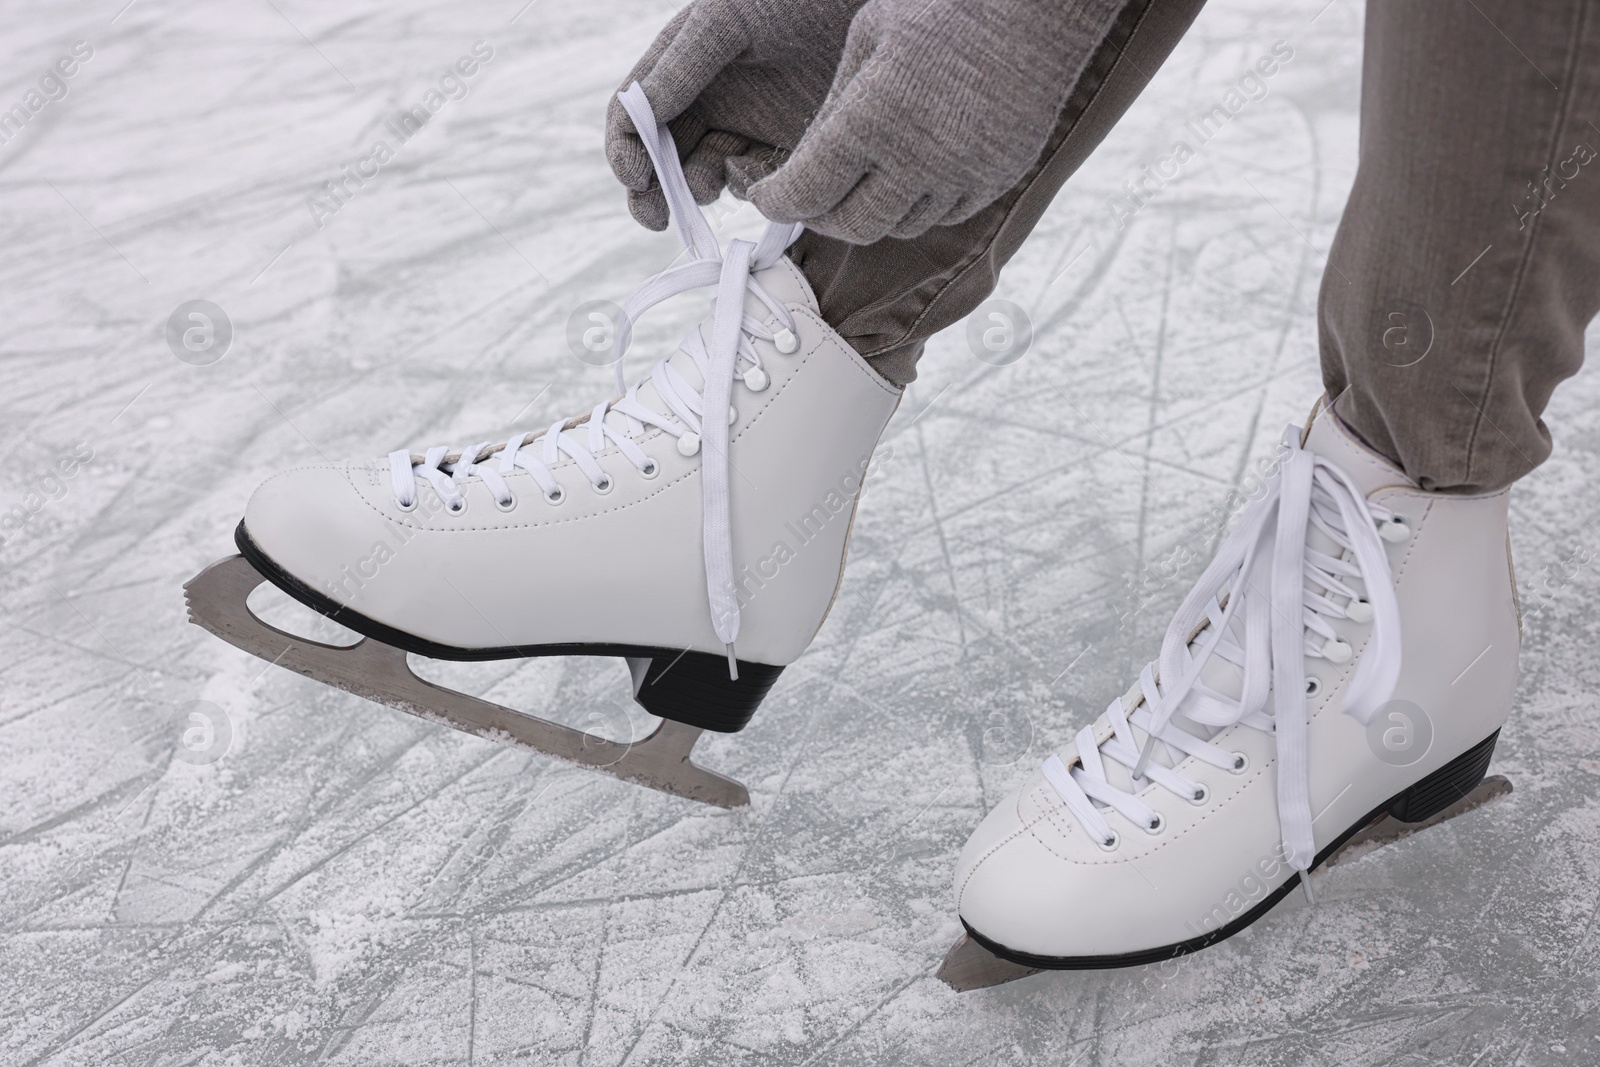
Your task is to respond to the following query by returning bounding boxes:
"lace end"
[1300,868,1318,906]
[725,644,738,681]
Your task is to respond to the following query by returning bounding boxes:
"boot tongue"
[1205,406,1412,658]
[1301,404,1417,497]
[604,252,816,435]
[746,253,820,315]
[1102,405,1415,789]
[1294,405,1416,582]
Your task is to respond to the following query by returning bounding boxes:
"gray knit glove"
[750,0,1127,243]
[606,0,867,231]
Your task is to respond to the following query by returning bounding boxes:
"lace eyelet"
[446,498,467,516]
[1230,751,1250,775]
[677,433,701,457]
[395,495,418,513]
[1305,677,1321,697]
[1095,829,1121,852]
[638,459,659,480]
[773,327,798,354]
[1346,597,1374,623]
[495,493,517,512]
[544,486,565,506]
[592,476,613,495]
[1189,784,1210,806]
[1378,517,1411,543]
[1144,813,1166,836]
[742,366,769,392]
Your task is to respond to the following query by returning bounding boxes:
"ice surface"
[3,1,1599,1065]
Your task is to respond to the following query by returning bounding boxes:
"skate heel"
[628,654,785,734]
[1387,729,1500,823]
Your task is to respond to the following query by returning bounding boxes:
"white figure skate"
[939,400,1517,990]
[185,84,901,807]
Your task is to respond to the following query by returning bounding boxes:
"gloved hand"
[606,0,868,231]
[749,0,1127,244]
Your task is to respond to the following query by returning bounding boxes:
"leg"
[789,0,1209,386]
[1322,0,1600,494]
[945,5,1555,982]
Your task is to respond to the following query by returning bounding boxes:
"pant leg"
[1321,0,1600,494]
[788,0,1209,386]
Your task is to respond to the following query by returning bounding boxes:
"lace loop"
[1044,426,1402,871]
[385,83,803,678]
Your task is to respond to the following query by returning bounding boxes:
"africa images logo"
[0,40,94,145]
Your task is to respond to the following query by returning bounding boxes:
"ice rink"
[5,1,1600,1063]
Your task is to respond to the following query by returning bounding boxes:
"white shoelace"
[388,82,804,678]
[1043,426,1405,882]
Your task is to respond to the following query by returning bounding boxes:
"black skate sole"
[234,521,782,733]
[963,729,1504,971]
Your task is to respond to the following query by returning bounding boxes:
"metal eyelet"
[1144,813,1166,836]
[544,486,565,506]
[638,459,659,480]
[1189,784,1210,806]
[395,495,418,513]
[1305,677,1321,697]
[1095,829,1121,852]
[446,497,467,515]
[1230,751,1250,775]
[592,476,613,495]
[495,493,517,512]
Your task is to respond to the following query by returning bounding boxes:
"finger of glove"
[886,190,964,241]
[725,146,789,199]
[748,128,869,223]
[803,170,922,245]
[606,9,691,189]
[812,4,882,124]
[939,184,1014,229]
[610,97,711,188]
[627,186,671,231]
[607,103,658,191]
[682,130,752,205]
[634,12,750,134]
[937,193,976,228]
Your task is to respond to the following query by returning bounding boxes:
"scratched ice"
[3,1,1599,1065]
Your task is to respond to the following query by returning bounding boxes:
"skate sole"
[185,550,760,807]
[232,521,783,734]
[941,732,1508,988]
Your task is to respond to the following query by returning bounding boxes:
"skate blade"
[935,934,1041,992]
[936,774,1513,991]
[184,554,749,808]
[1324,774,1511,867]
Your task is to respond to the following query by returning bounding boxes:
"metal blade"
[936,774,1513,990]
[184,554,749,808]
[934,935,1041,992]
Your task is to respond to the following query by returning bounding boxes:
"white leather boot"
[185,85,900,806]
[948,399,1518,968]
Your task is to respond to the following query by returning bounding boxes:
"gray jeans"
[794,0,1600,494]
